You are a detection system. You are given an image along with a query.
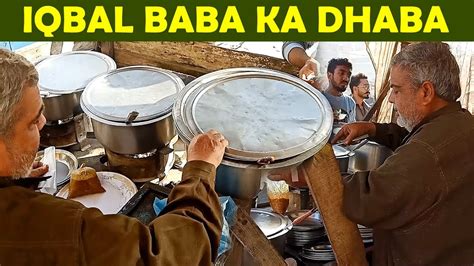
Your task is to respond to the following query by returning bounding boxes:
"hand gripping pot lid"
[81,66,185,124]
[36,51,116,95]
[174,68,333,162]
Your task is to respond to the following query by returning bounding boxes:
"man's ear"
[0,138,9,173]
[420,81,436,105]
[327,72,333,80]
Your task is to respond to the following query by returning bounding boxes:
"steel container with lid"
[333,144,355,173]
[36,51,116,121]
[81,66,184,154]
[173,68,333,198]
[246,209,292,260]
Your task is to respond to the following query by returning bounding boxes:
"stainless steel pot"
[336,153,353,173]
[89,113,175,155]
[217,143,324,199]
[348,141,393,172]
[173,68,333,199]
[333,144,355,173]
[41,92,82,121]
[81,66,184,155]
[36,51,116,121]
[334,138,370,173]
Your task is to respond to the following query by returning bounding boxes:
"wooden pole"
[221,199,286,266]
[363,41,401,122]
[110,41,298,77]
[302,144,367,266]
[98,42,115,58]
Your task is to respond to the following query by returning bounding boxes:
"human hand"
[187,130,229,168]
[267,166,308,188]
[299,58,322,90]
[29,161,49,177]
[331,122,376,145]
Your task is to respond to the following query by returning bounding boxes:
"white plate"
[56,172,138,214]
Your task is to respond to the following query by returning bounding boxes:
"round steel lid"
[36,51,116,94]
[81,66,184,123]
[174,68,333,161]
[250,209,290,237]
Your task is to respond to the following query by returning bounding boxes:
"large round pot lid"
[250,209,291,237]
[81,66,184,123]
[174,68,333,162]
[36,51,116,95]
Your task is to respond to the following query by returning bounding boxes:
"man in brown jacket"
[334,42,474,265]
[0,48,228,265]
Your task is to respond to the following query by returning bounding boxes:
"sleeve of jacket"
[282,41,315,62]
[78,160,223,266]
[369,123,409,151]
[342,140,445,230]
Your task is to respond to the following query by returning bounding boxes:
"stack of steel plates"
[358,224,374,244]
[286,210,327,247]
[300,244,335,262]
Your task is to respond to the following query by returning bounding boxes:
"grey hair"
[391,42,461,102]
[0,49,39,137]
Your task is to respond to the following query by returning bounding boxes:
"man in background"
[283,42,356,123]
[349,73,372,121]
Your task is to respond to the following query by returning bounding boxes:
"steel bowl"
[35,149,78,186]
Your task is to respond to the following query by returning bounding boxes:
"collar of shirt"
[401,101,463,144]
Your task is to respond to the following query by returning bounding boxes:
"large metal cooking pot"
[40,92,83,121]
[174,68,333,199]
[81,66,184,154]
[88,113,175,155]
[348,141,393,172]
[217,142,327,199]
[36,51,116,121]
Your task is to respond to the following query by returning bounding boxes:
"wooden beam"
[73,42,98,51]
[112,42,298,77]
[302,144,368,266]
[363,81,391,121]
[98,42,114,58]
[50,42,63,55]
[218,198,285,266]
[363,42,400,122]
[229,206,286,266]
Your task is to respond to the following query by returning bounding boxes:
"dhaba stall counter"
[44,42,372,265]
[105,42,366,265]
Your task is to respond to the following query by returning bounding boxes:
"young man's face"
[328,65,352,93]
[355,79,370,99]
[2,85,46,177]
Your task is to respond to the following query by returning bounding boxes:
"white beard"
[6,145,35,178]
[397,116,414,132]
[397,111,423,132]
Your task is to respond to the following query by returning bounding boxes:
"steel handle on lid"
[126,111,139,124]
[257,156,275,165]
[292,208,318,226]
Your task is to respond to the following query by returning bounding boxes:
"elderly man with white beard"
[0,48,230,266]
[332,42,474,265]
